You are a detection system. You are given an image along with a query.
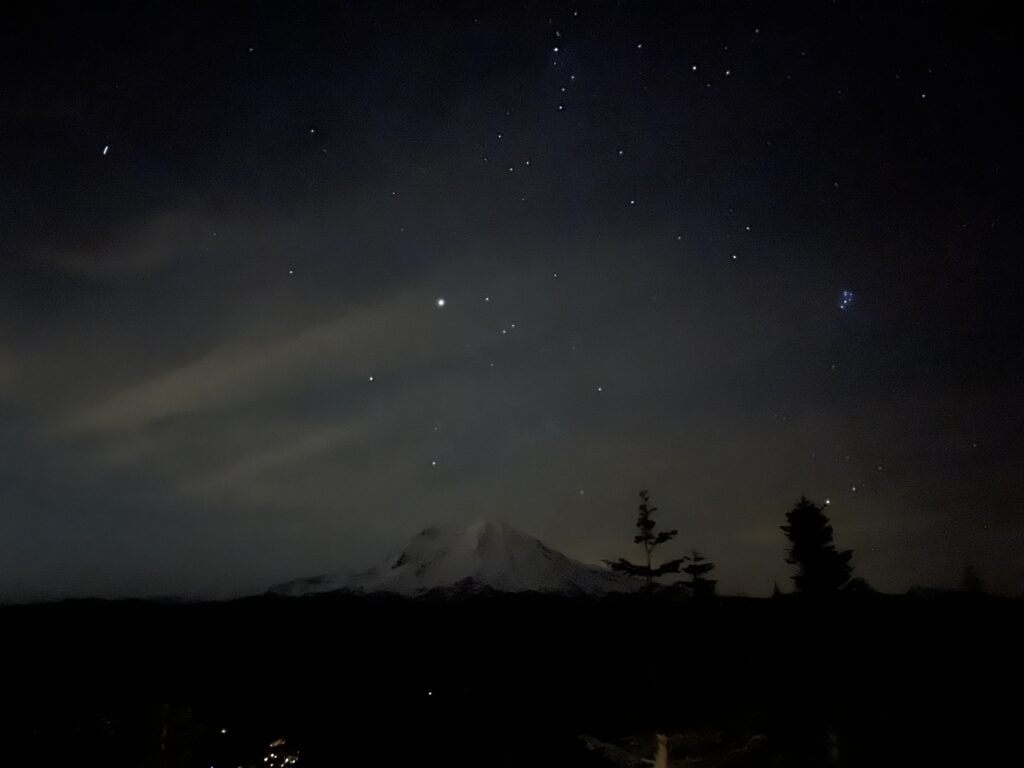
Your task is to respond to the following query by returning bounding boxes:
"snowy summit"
[271,520,637,597]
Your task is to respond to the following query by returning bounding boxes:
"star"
[436,297,446,308]
[838,289,855,310]
[101,145,109,156]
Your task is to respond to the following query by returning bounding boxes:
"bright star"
[436,297,446,308]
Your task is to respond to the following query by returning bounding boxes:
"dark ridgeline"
[1,492,1018,767]
[2,587,1018,767]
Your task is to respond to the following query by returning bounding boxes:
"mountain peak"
[272,521,636,597]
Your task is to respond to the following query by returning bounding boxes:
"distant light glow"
[436,297,446,307]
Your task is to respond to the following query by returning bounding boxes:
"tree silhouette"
[606,490,687,589]
[781,496,853,596]
[961,564,984,595]
[682,549,717,598]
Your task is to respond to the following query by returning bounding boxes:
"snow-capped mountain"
[271,520,637,597]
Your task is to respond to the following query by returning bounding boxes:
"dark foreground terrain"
[2,590,1020,767]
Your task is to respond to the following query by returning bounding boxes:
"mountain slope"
[271,520,637,596]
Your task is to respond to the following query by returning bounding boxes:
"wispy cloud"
[52,211,213,277]
[63,289,477,435]
[185,421,368,498]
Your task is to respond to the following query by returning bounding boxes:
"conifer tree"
[606,490,687,589]
[780,496,853,596]
[681,549,717,598]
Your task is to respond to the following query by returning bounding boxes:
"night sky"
[2,2,1021,601]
